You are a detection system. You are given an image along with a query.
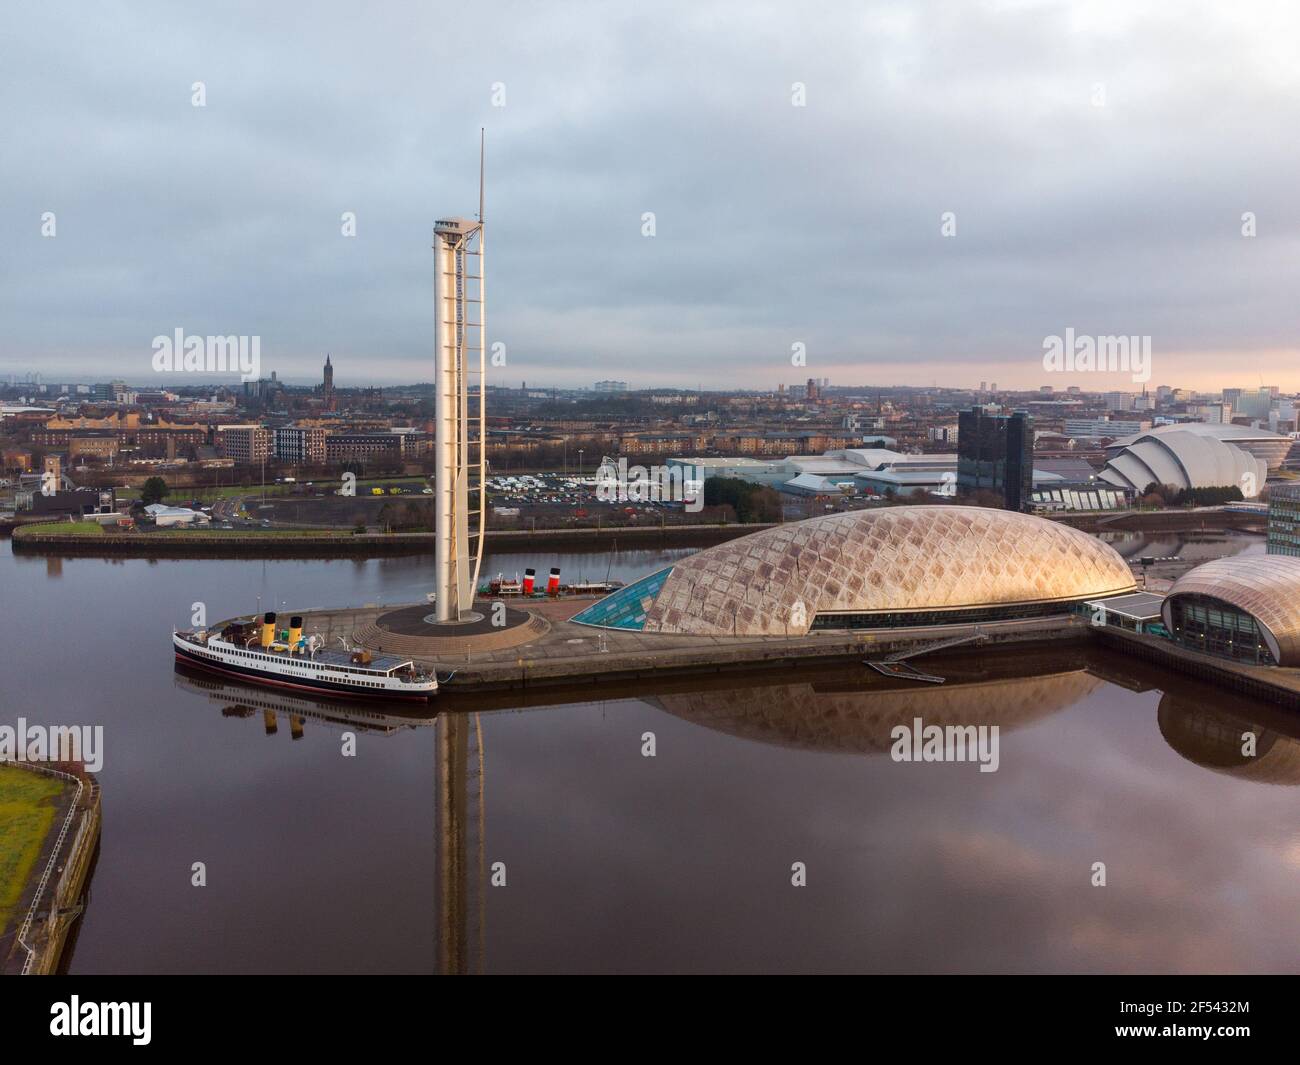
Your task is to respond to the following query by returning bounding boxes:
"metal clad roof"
[581,505,1137,637]
[1162,555,1300,666]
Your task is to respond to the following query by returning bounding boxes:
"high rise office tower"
[957,407,1034,512]
[431,135,487,622]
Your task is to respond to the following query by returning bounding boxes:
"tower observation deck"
[431,142,487,622]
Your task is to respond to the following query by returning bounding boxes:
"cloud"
[2,0,1299,389]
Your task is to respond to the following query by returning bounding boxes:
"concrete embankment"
[10,505,1268,558]
[1096,627,1300,709]
[286,599,1087,693]
[245,596,1300,709]
[1058,509,1266,534]
[0,764,101,976]
[11,522,775,558]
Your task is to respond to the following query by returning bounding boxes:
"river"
[2,535,1297,974]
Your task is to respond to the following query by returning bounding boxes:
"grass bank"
[0,765,67,934]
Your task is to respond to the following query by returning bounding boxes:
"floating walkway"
[864,631,989,683]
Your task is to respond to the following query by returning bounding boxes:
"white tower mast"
[432,131,487,622]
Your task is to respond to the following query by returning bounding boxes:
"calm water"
[2,537,1298,974]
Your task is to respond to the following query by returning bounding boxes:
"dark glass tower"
[957,407,1034,511]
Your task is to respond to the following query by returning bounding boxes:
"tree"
[702,477,782,523]
[141,477,168,506]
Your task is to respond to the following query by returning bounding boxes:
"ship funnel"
[547,567,561,595]
[522,568,535,595]
[288,615,303,652]
[261,611,277,648]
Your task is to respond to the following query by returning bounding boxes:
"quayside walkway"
[266,599,1086,692]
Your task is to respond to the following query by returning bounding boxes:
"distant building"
[1189,403,1231,424]
[1097,426,1268,497]
[957,408,1033,511]
[321,354,336,410]
[2,447,33,473]
[594,380,627,392]
[667,449,959,499]
[1063,417,1148,441]
[26,487,116,517]
[325,432,404,463]
[144,503,209,527]
[1103,422,1291,474]
[68,433,120,461]
[273,426,326,465]
[1267,483,1300,556]
[218,425,273,465]
[1232,388,1273,420]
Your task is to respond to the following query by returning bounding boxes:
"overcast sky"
[2,0,1298,391]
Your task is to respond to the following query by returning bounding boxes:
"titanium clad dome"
[1098,429,1268,496]
[573,505,1136,636]
[1161,555,1300,666]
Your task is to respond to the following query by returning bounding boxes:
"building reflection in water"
[172,644,1300,973]
[173,667,485,974]
[1157,690,1300,785]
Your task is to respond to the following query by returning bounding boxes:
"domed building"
[573,505,1136,636]
[1105,421,1292,472]
[1161,555,1300,666]
[1097,427,1269,497]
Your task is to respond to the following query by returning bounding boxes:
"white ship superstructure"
[173,613,437,700]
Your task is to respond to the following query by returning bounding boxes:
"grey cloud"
[2,0,1298,388]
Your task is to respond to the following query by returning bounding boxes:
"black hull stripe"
[173,645,434,701]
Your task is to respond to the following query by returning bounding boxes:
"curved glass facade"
[1160,554,1300,666]
[1165,593,1275,665]
[810,599,1091,630]
[571,567,673,631]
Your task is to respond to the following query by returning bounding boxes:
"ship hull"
[173,642,435,701]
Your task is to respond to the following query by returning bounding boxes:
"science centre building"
[573,505,1137,636]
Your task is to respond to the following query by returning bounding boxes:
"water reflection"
[169,647,1299,974]
[650,650,1099,754]
[173,667,484,974]
[1158,690,1300,785]
[173,666,438,736]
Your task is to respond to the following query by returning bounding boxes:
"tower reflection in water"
[173,667,486,975]
[173,646,1300,972]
